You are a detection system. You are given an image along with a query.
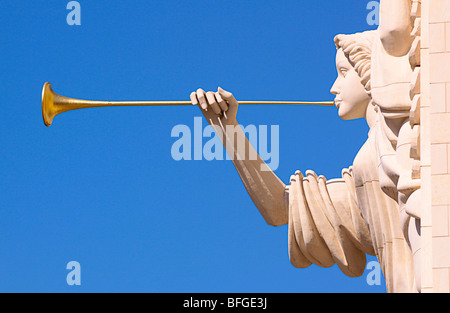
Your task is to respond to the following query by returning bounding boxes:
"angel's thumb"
[218,87,233,100]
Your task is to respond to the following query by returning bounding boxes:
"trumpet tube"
[41,82,335,127]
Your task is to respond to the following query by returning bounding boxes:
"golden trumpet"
[41,82,335,127]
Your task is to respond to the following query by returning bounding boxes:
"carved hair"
[334,30,376,92]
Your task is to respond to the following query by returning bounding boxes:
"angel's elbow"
[261,206,288,227]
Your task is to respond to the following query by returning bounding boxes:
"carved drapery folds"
[286,169,375,277]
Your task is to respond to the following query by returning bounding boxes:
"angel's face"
[330,49,371,120]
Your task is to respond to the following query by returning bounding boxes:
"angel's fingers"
[196,88,208,111]
[290,175,297,184]
[190,92,199,106]
[215,91,228,112]
[206,91,221,115]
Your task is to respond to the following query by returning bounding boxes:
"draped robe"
[286,119,416,292]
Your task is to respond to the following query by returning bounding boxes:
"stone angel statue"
[189,0,420,293]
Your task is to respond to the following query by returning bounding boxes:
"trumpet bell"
[42,82,93,127]
[42,82,55,127]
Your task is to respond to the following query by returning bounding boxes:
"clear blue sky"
[0,0,385,292]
